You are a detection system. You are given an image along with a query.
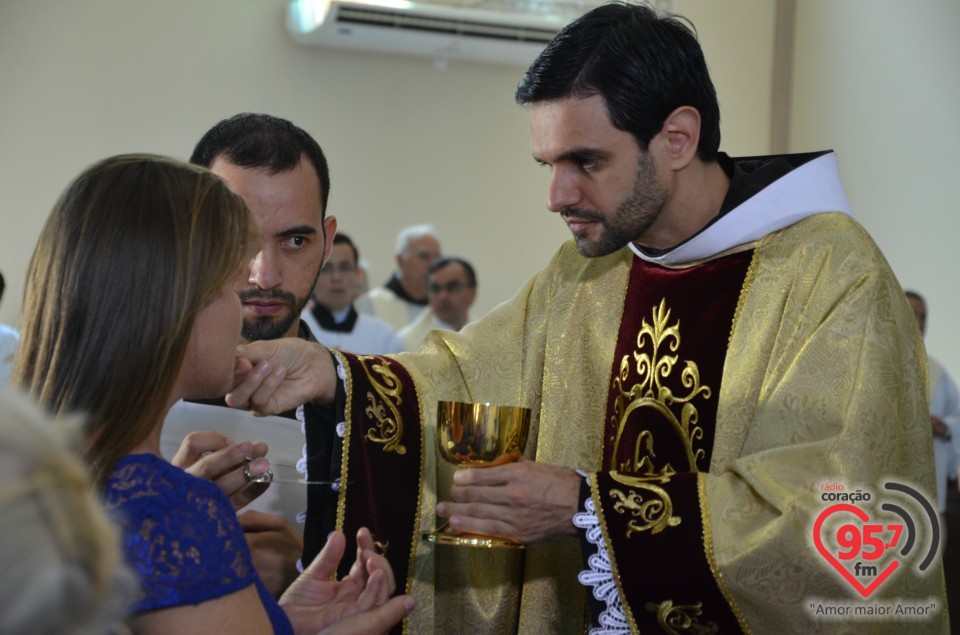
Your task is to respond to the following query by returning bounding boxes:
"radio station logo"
[807,479,943,622]
[813,480,939,599]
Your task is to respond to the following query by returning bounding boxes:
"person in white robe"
[906,290,960,513]
[303,232,403,355]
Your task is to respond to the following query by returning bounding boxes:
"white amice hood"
[630,151,854,267]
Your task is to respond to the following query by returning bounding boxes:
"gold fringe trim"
[401,372,427,635]
[728,245,761,350]
[334,350,350,535]
[697,472,752,633]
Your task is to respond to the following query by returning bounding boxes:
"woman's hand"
[279,528,414,635]
[171,430,271,510]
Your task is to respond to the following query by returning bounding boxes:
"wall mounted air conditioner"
[287,0,567,67]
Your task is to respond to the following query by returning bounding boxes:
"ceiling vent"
[287,0,567,66]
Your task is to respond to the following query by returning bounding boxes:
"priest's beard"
[563,151,667,258]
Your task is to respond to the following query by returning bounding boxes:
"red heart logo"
[813,503,901,598]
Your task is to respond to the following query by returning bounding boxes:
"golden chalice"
[426,400,531,548]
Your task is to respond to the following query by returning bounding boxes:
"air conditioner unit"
[286,0,567,67]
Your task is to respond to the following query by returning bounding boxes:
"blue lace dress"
[103,454,293,634]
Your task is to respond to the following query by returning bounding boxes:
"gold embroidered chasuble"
[591,245,752,633]
[342,212,944,633]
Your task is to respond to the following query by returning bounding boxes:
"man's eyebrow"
[533,147,612,165]
[276,225,317,238]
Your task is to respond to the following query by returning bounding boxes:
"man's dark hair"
[0,271,5,301]
[429,257,477,288]
[189,113,331,214]
[905,290,925,305]
[333,232,358,265]
[516,2,720,161]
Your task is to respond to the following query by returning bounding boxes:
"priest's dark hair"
[515,2,721,161]
[190,112,332,215]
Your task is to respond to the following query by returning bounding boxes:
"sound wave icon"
[882,481,940,572]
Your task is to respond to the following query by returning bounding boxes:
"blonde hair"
[14,154,256,487]
[0,386,134,634]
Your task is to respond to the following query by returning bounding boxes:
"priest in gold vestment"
[227,5,947,633]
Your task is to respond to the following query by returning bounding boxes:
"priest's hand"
[437,459,581,544]
[172,431,271,510]
[227,338,338,414]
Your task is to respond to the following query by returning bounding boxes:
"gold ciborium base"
[423,526,524,549]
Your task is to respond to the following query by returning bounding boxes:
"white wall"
[678,0,777,156]
[22,2,955,380]
[0,0,552,325]
[790,0,960,374]
[0,0,773,330]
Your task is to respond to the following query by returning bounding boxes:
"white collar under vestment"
[629,151,853,266]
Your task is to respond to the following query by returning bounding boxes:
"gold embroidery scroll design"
[644,599,719,635]
[608,472,681,536]
[357,355,407,455]
[610,298,712,474]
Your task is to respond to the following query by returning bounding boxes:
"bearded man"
[163,115,421,612]
[227,6,946,633]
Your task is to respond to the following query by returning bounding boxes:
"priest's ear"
[658,106,702,171]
